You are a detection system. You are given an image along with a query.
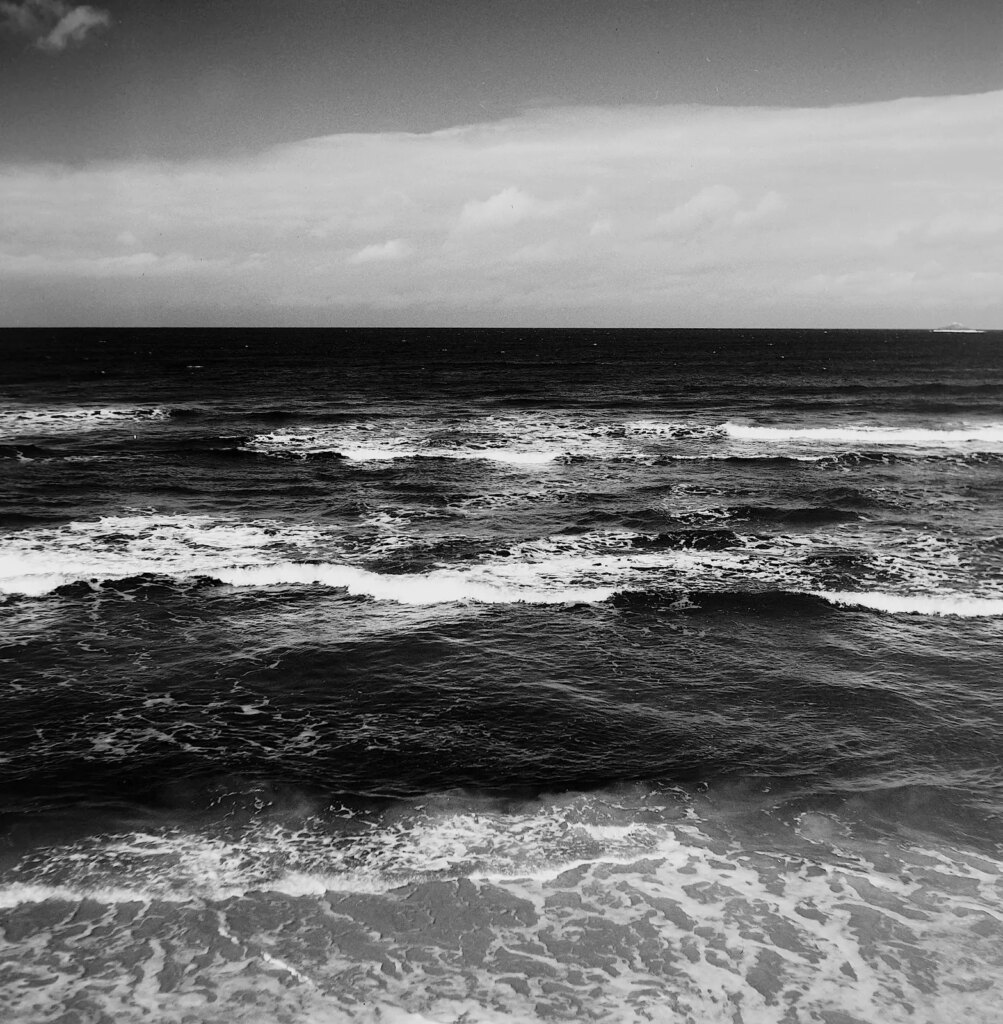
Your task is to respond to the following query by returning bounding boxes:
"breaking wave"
[2,515,999,616]
[243,427,581,465]
[213,561,615,605]
[0,405,174,437]
[0,514,329,598]
[723,422,1003,445]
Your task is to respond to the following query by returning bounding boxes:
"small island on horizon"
[933,322,984,333]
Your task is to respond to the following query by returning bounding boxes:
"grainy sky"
[2,0,1002,326]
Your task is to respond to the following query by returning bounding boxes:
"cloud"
[654,187,786,235]
[733,190,787,227]
[655,185,741,234]
[347,238,412,265]
[0,0,110,52]
[0,250,220,278]
[458,187,542,230]
[1,90,1001,326]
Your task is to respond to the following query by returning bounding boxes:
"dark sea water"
[1,328,1002,1023]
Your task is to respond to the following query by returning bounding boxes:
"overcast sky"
[2,0,1002,327]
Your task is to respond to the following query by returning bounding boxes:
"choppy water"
[1,329,1002,1023]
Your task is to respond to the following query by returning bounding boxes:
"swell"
[612,589,839,615]
[163,436,276,460]
[575,506,866,530]
[720,505,863,525]
[612,588,1003,617]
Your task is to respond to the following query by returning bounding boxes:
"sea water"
[1,329,1001,1022]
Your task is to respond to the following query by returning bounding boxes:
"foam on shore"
[1,787,1000,1023]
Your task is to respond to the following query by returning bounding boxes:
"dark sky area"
[3,0,1002,161]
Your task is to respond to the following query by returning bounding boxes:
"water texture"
[1,329,1001,1023]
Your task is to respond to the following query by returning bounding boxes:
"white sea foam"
[214,536,1003,615]
[2,789,1000,1023]
[341,445,562,464]
[0,882,161,909]
[242,415,1003,471]
[3,516,1001,615]
[0,514,329,597]
[0,515,634,602]
[216,561,616,605]
[723,421,1003,446]
[247,429,573,465]
[243,412,628,464]
[626,419,724,439]
[0,405,171,438]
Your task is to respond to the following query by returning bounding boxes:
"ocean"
[1,328,1001,1023]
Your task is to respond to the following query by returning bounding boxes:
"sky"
[1,0,1002,327]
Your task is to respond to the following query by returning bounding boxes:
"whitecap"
[215,561,616,606]
[0,405,172,438]
[0,514,329,597]
[724,421,1003,446]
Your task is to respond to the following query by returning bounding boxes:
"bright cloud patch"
[347,239,412,265]
[1,91,1001,325]
[458,187,551,231]
[0,0,110,52]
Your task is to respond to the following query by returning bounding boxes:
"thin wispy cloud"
[0,0,109,52]
[1,91,1001,325]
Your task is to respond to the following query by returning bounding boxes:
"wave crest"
[614,588,1003,618]
[723,421,1003,446]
